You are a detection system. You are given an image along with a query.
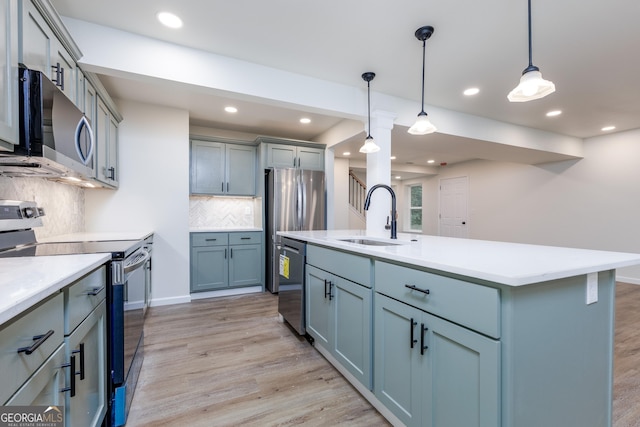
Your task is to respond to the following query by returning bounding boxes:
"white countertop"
[0,253,110,325]
[39,230,154,242]
[279,230,640,286]
[190,227,263,233]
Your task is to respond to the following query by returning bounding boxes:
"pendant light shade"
[359,72,380,154]
[408,25,437,135]
[508,0,555,102]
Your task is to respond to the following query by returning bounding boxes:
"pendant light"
[359,72,380,153]
[408,25,437,135]
[507,0,555,102]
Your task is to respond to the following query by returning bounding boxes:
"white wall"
[332,157,350,230]
[419,128,640,283]
[85,100,191,305]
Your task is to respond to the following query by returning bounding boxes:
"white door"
[439,176,468,238]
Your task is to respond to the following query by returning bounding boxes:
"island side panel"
[499,270,615,427]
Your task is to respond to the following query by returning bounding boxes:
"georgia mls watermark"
[0,406,63,427]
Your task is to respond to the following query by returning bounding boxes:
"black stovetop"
[0,239,142,259]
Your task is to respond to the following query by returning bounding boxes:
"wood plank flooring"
[127,283,640,426]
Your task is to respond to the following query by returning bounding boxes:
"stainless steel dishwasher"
[277,237,306,335]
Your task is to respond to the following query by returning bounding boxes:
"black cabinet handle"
[221,182,224,192]
[61,355,77,397]
[328,282,334,301]
[410,318,418,349]
[230,248,233,258]
[87,286,105,296]
[324,280,334,300]
[17,330,54,355]
[241,237,251,240]
[52,63,64,90]
[72,343,85,380]
[108,167,116,180]
[324,279,329,299]
[405,284,430,295]
[227,182,229,192]
[205,238,217,241]
[224,248,227,259]
[421,323,429,355]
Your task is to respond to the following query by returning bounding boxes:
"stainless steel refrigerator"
[265,168,325,293]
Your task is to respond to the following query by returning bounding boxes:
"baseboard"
[189,286,263,300]
[312,342,405,427]
[149,294,191,307]
[616,275,640,285]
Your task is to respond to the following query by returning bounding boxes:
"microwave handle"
[75,116,95,166]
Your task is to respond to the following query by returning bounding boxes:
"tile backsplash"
[189,196,262,229]
[0,177,85,238]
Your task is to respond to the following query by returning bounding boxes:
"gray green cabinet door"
[305,264,331,347]
[228,244,261,287]
[296,146,324,170]
[65,301,107,427]
[375,293,500,427]
[226,144,256,196]
[0,0,18,148]
[190,245,228,291]
[190,141,225,194]
[332,275,372,389]
[305,264,372,389]
[374,294,423,427]
[96,97,119,187]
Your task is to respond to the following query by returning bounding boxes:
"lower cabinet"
[190,231,263,292]
[1,265,108,427]
[306,264,372,389]
[374,293,500,427]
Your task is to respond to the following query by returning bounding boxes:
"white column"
[365,110,396,236]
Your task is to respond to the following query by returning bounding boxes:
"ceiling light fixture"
[408,26,437,135]
[343,152,351,156]
[546,110,562,117]
[299,118,311,124]
[157,12,183,29]
[507,0,555,102]
[427,159,435,164]
[224,106,238,113]
[359,72,380,154]
[601,126,616,132]
[463,87,480,96]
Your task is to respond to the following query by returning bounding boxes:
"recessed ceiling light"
[299,118,311,124]
[224,106,238,113]
[546,110,562,117]
[463,87,480,96]
[157,12,183,29]
[395,176,402,180]
[390,156,396,160]
[343,152,351,156]
[601,125,616,132]
[427,159,435,164]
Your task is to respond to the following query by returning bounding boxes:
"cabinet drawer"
[307,245,371,287]
[0,292,64,404]
[229,231,262,245]
[375,261,500,338]
[65,266,106,334]
[191,232,228,247]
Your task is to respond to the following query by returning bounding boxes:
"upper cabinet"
[0,0,19,150]
[95,95,119,187]
[190,139,256,196]
[256,137,325,171]
[19,0,81,103]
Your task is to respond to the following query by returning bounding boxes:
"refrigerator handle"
[296,177,303,230]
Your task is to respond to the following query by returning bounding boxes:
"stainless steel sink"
[338,238,402,246]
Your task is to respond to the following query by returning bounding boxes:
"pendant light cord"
[527,0,533,68]
[367,80,372,137]
[420,39,426,114]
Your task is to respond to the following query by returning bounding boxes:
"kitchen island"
[279,229,640,427]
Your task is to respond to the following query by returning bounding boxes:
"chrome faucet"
[364,184,397,239]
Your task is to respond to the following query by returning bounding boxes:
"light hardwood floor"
[127,283,640,426]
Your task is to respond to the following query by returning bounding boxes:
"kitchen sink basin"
[338,238,402,246]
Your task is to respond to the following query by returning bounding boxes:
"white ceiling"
[50,0,640,172]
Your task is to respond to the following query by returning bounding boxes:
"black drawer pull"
[17,330,54,355]
[87,286,105,296]
[405,284,430,295]
[410,318,418,349]
[205,238,217,241]
[240,237,251,240]
[60,354,77,397]
[72,343,85,380]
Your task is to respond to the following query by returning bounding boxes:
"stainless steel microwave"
[0,67,95,179]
